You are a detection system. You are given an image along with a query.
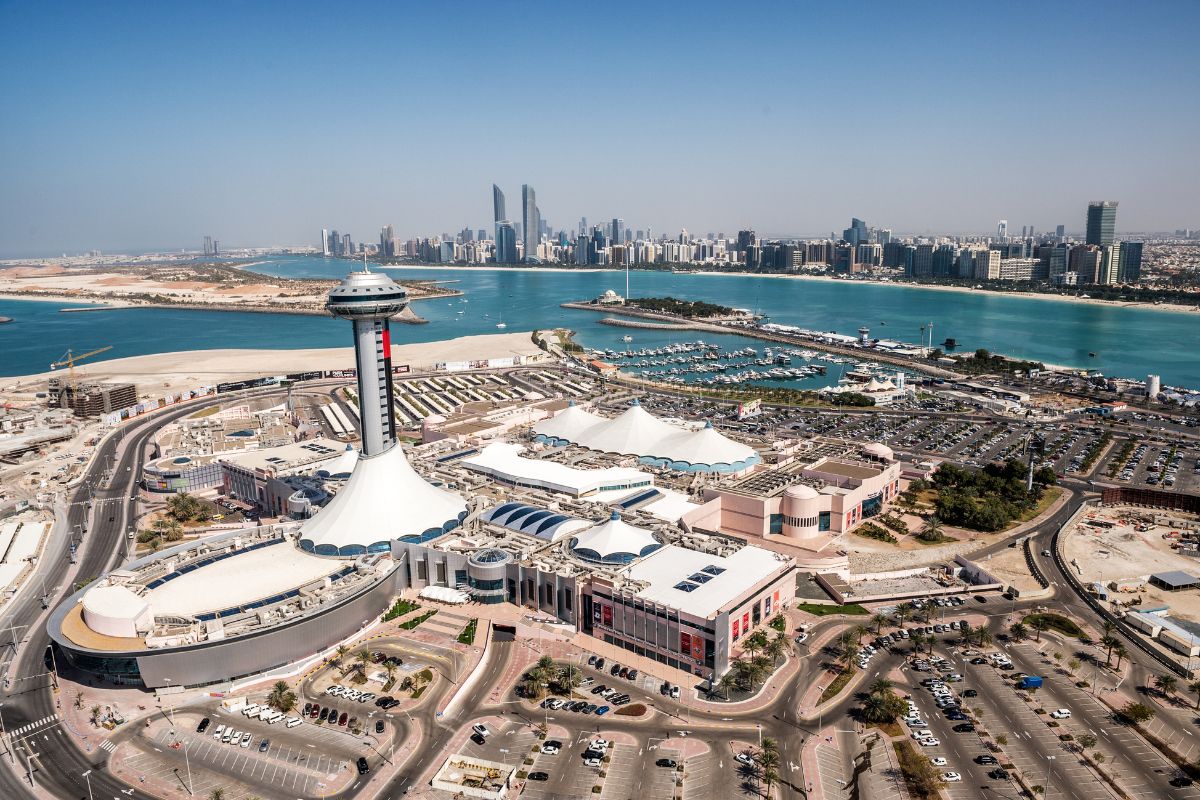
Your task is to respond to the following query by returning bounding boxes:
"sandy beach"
[0,331,545,397]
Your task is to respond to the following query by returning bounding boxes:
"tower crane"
[49,346,112,394]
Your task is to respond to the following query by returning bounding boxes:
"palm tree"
[918,516,944,542]
[1113,644,1128,671]
[871,613,890,635]
[1009,622,1028,642]
[717,672,740,700]
[758,738,781,798]
[333,644,350,669]
[208,790,225,800]
[895,603,913,627]
[1189,680,1200,710]
[1155,674,1178,698]
[958,620,973,643]
[1100,634,1118,667]
[868,677,894,695]
[976,628,993,649]
[745,630,770,660]
[853,624,870,645]
[351,648,372,680]
[909,632,925,655]
[766,632,791,665]
[1030,617,1050,642]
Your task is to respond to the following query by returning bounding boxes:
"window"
[769,513,783,534]
[818,511,831,531]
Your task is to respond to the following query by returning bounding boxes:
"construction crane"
[49,346,112,394]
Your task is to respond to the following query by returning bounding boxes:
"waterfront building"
[1097,245,1121,285]
[912,243,935,276]
[996,257,1043,281]
[843,218,868,246]
[1086,201,1118,247]
[522,184,539,263]
[932,244,958,277]
[495,222,518,264]
[321,228,329,256]
[1118,241,1143,283]
[1048,243,1069,281]
[973,249,1000,280]
[1069,244,1103,284]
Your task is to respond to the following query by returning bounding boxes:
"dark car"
[618,667,629,679]
[970,658,988,665]
[953,723,976,733]
[304,702,314,715]
[976,755,998,765]
[196,718,211,733]
[946,712,967,721]
[356,757,370,775]
[656,758,678,768]
[610,664,622,676]
[375,719,385,734]
[595,658,605,670]
[1170,776,1194,787]
[591,685,608,695]
[627,669,638,681]
[375,696,394,707]
[319,707,330,722]
[989,768,1010,780]
[338,712,348,726]
[582,704,597,714]
[471,733,487,745]
[963,689,978,697]
[974,595,988,603]
[528,772,550,781]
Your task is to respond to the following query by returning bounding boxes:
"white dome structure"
[81,584,153,639]
[299,442,467,556]
[534,400,759,473]
[570,512,662,565]
[317,444,359,479]
[861,442,895,462]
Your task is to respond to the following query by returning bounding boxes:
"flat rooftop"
[623,543,790,619]
[218,437,344,474]
[813,459,880,481]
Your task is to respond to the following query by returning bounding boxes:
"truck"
[1018,675,1043,689]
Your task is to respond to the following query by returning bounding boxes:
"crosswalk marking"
[99,739,117,753]
[10,714,59,737]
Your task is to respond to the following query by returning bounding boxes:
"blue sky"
[1,0,1197,256]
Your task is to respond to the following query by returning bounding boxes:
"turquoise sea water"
[1,254,1197,388]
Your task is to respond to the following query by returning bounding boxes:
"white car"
[943,772,962,782]
[1050,709,1072,719]
[541,742,561,755]
[242,704,261,716]
[906,719,928,728]
[240,732,253,748]
[911,729,933,740]
[795,632,809,644]
[584,757,602,768]
[921,737,941,747]
[325,686,343,696]
[472,724,490,738]
[590,738,610,753]
[931,757,948,767]
[285,717,302,728]
[735,752,755,767]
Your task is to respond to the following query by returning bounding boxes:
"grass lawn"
[912,533,957,546]
[1006,486,1063,529]
[798,602,869,616]
[1023,612,1083,638]
[818,668,856,703]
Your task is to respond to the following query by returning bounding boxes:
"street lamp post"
[1044,754,1056,800]
[817,686,826,733]
[0,703,10,764]
[181,738,193,795]
[81,769,93,800]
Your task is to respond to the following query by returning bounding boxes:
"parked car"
[528,771,549,781]
[656,758,678,768]
[375,720,385,734]
[196,718,210,734]
[541,740,562,755]
[259,739,270,752]
[1050,708,1071,719]
[357,757,370,775]
[472,723,490,737]
[337,712,348,726]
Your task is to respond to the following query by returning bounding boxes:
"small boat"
[496,322,507,329]
[622,335,633,343]
[1088,352,1096,357]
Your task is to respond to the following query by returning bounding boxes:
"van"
[243,704,260,717]
[222,728,236,743]
[212,723,226,740]
[266,711,284,724]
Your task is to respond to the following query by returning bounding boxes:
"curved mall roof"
[482,502,590,541]
[299,442,467,555]
[534,400,759,473]
[317,444,359,478]
[570,512,662,565]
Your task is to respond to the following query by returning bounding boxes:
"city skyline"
[2,1,1199,256]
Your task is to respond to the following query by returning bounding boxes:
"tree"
[1113,644,1128,671]
[765,632,791,665]
[976,628,993,649]
[1068,658,1081,674]
[917,516,945,543]
[1119,702,1155,725]
[895,603,913,627]
[1189,680,1200,710]
[1077,733,1097,751]
[862,689,908,724]
[868,677,894,696]
[208,790,226,800]
[717,672,740,700]
[1030,617,1050,642]
[853,624,870,645]
[975,349,991,361]
[909,632,925,655]
[758,738,781,798]
[333,644,350,669]
[1009,622,1028,642]
[745,629,771,660]
[1154,674,1178,698]
[268,680,297,712]
[1100,634,1118,667]
[871,613,890,635]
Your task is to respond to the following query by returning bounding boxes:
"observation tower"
[326,266,408,456]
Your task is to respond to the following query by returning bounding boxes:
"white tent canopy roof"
[299,442,467,555]
[534,400,757,470]
[318,444,359,478]
[570,512,662,564]
[419,585,470,604]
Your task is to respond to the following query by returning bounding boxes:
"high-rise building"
[1118,241,1143,283]
[912,244,935,276]
[495,222,518,264]
[1097,245,1121,285]
[492,184,506,224]
[1085,201,1118,247]
[735,230,757,254]
[212,240,219,256]
[380,224,395,257]
[521,184,539,263]
[321,228,330,257]
[843,218,868,246]
[973,249,1001,280]
[997,220,1008,241]
[1055,224,1066,244]
[324,267,408,456]
[203,235,213,256]
[342,233,353,256]
[1069,244,1102,284]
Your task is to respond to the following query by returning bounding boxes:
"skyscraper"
[521,184,539,262]
[1085,201,1118,247]
[495,222,518,264]
[321,228,330,257]
[492,184,506,224]
[997,220,1008,241]
[612,218,624,244]
[1055,224,1066,244]
[324,267,407,456]
[843,218,867,246]
[1118,241,1143,283]
[203,235,213,256]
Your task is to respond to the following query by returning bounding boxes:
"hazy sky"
[2,1,1198,256]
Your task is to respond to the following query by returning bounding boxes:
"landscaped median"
[818,667,856,704]
[797,602,869,617]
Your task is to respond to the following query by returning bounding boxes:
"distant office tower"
[1021,225,1028,239]
[380,224,395,257]
[1055,224,1066,244]
[1118,241,1143,283]
[843,218,868,246]
[1086,201,1118,246]
[997,220,1008,241]
[325,267,407,456]
[492,184,506,223]
[521,185,539,262]
[612,218,624,244]
[321,228,330,257]
[1097,245,1121,285]
[913,244,935,276]
[879,229,892,246]
[579,217,588,236]
[1048,243,1069,280]
[1069,244,1102,284]
[342,234,352,256]
[495,222,518,264]
[212,239,219,256]
[203,235,213,256]
[477,229,486,242]
[973,249,1000,280]
[735,230,757,254]
[932,244,958,277]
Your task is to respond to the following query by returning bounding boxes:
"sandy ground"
[1062,505,1200,620]
[1,331,546,396]
[973,546,1044,593]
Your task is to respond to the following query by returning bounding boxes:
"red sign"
[690,635,705,662]
[601,604,612,627]
[732,619,740,640]
[680,632,692,655]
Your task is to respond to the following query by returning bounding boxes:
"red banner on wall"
[691,635,705,662]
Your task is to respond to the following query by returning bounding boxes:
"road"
[0,387,294,800]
